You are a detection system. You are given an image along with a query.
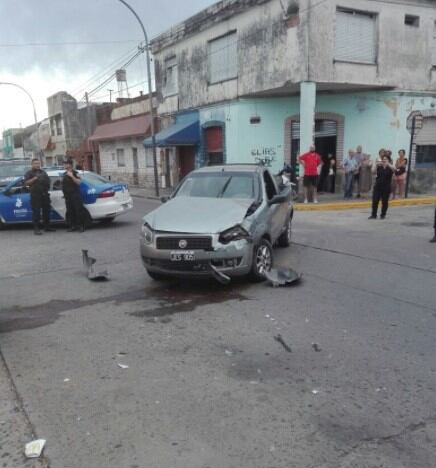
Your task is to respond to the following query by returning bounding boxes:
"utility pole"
[116,0,159,197]
[405,115,416,199]
[108,89,113,103]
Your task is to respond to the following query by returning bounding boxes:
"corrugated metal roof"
[89,114,151,142]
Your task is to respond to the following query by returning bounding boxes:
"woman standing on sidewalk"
[392,149,407,199]
[359,155,373,199]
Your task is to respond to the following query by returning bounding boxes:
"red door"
[179,147,195,178]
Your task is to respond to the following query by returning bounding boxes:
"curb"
[295,196,436,211]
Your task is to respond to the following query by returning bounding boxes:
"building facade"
[44,91,99,168]
[149,0,436,191]
[90,94,165,186]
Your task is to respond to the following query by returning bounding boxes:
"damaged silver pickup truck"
[140,164,293,282]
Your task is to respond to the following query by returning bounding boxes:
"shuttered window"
[415,117,436,145]
[432,22,436,66]
[208,32,237,84]
[335,10,377,64]
[291,120,337,139]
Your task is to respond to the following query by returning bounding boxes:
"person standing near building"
[62,159,85,232]
[24,158,55,235]
[353,145,366,198]
[430,207,436,243]
[392,149,407,199]
[328,156,336,193]
[359,154,373,199]
[298,145,322,204]
[342,149,358,199]
[368,155,395,219]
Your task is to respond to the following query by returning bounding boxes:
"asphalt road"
[0,198,435,468]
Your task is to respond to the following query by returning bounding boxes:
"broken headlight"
[219,225,250,244]
[141,223,154,244]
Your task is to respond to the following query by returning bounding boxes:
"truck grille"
[156,236,212,251]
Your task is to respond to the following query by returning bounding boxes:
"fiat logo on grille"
[179,239,188,249]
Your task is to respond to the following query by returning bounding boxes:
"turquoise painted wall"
[199,91,435,174]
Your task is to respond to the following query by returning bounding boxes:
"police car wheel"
[0,219,5,230]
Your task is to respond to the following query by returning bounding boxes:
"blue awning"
[143,119,199,147]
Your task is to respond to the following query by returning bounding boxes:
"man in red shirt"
[299,145,322,203]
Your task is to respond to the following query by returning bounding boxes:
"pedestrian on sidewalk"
[359,154,373,199]
[353,145,366,198]
[392,149,407,199]
[62,159,85,232]
[430,207,436,243]
[298,145,322,204]
[342,149,358,199]
[24,158,56,235]
[369,155,395,220]
[328,156,336,193]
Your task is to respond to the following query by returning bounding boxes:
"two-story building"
[148,0,436,191]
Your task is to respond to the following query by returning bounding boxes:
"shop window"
[335,9,377,64]
[117,148,125,167]
[416,145,436,167]
[205,126,224,166]
[163,56,178,96]
[208,31,237,84]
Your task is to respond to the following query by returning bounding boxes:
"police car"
[0,170,133,228]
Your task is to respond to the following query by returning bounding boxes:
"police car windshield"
[80,172,110,185]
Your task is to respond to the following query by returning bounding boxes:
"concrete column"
[299,81,316,172]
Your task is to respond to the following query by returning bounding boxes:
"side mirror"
[160,196,169,203]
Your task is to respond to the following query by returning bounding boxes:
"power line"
[71,45,141,97]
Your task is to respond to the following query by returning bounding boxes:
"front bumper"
[140,233,253,277]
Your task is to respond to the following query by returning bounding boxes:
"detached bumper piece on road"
[82,250,109,281]
[265,267,302,287]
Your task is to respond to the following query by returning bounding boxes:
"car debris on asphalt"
[265,267,302,287]
[273,334,292,353]
[117,363,129,369]
[24,439,46,458]
[82,249,109,281]
[312,343,322,352]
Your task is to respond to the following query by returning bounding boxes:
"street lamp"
[116,0,159,197]
[0,81,41,160]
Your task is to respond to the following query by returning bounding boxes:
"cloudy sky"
[0,0,216,132]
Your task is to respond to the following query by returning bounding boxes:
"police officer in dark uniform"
[62,159,85,232]
[368,155,395,220]
[24,158,55,235]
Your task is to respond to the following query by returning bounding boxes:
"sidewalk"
[295,192,436,211]
[0,352,46,467]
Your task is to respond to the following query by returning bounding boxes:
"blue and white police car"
[0,170,133,228]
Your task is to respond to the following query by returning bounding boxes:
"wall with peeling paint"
[196,91,435,177]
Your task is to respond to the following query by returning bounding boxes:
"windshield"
[0,163,30,179]
[175,172,258,199]
[80,172,110,185]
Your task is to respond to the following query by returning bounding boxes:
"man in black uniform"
[430,207,436,243]
[24,158,55,235]
[368,155,395,220]
[62,159,85,232]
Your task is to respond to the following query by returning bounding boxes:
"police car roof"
[46,170,90,177]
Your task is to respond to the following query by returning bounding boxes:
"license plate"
[170,251,195,261]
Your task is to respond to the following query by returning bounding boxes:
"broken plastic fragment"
[82,249,110,281]
[25,439,46,458]
[311,389,319,395]
[63,378,70,383]
[265,267,302,287]
[117,363,129,369]
[312,343,322,352]
[224,350,233,356]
